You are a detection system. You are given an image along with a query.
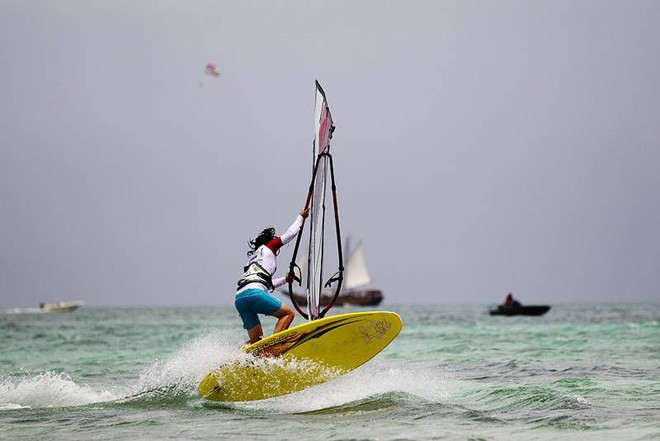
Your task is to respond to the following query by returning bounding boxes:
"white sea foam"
[2,307,43,314]
[0,330,242,408]
[0,372,116,408]
[127,330,242,398]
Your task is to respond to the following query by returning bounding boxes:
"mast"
[342,236,351,294]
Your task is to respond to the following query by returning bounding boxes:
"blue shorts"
[234,288,283,330]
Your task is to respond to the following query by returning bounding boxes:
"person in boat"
[235,207,309,344]
[504,293,521,308]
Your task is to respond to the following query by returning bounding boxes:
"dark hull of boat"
[489,305,551,316]
[280,289,383,307]
[334,290,383,306]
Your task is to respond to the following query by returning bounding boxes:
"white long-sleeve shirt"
[236,215,304,294]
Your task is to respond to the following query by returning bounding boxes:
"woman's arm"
[270,272,294,291]
[279,207,310,245]
[271,276,286,290]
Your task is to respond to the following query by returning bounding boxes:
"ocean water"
[1,303,658,440]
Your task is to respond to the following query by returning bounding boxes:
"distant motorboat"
[489,304,551,316]
[39,301,83,313]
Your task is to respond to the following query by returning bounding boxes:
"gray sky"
[1,0,659,308]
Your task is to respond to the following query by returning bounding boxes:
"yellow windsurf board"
[198,311,402,402]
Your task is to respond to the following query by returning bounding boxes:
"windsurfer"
[504,293,521,308]
[235,207,310,344]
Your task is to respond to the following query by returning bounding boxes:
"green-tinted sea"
[1,303,659,440]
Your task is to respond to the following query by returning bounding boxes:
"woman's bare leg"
[272,304,295,334]
[247,324,264,344]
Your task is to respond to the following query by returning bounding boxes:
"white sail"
[344,242,372,291]
[306,81,334,320]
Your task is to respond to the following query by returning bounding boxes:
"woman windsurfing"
[235,207,309,344]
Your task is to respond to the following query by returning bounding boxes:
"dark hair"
[247,227,276,256]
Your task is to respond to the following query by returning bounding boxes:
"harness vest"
[236,262,274,291]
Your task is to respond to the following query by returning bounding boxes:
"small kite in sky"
[205,62,221,77]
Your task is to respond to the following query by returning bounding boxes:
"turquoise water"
[1,304,659,440]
